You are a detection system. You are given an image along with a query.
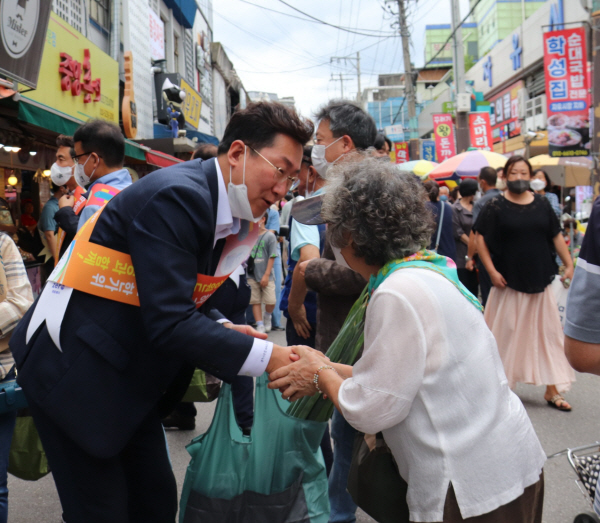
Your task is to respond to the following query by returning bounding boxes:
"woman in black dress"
[475,156,575,411]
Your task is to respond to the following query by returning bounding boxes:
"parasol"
[529,155,593,186]
[396,160,439,179]
[428,150,508,183]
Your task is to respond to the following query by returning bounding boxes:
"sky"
[212,0,471,118]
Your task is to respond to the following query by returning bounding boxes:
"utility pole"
[330,53,362,103]
[395,0,419,159]
[330,74,353,99]
[451,0,470,152]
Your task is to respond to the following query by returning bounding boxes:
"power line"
[273,0,398,37]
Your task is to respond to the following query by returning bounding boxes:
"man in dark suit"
[10,102,313,523]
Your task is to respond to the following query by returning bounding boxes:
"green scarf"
[368,250,483,312]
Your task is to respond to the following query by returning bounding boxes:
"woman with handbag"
[269,157,546,523]
[0,233,34,523]
[475,156,575,411]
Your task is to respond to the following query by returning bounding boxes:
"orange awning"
[145,150,183,168]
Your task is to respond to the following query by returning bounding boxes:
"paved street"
[7,323,599,523]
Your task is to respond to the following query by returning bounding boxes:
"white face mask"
[228,146,262,222]
[74,155,95,189]
[473,190,482,202]
[529,179,546,191]
[331,245,352,270]
[311,136,344,178]
[496,178,507,191]
[305,173,317,199]
[50,163,73,186]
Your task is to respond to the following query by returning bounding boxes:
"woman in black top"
[475,156,575,411]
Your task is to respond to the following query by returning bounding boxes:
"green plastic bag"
[181,369,221,403]
[8,410,50,481]
[179,373,329,523]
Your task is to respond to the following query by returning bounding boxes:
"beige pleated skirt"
[484,285,575,392]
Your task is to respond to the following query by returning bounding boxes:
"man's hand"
[465,259,475,272]
[58,194,75,209]
[223,322,268,340]
[265,345,301,374]
[260,275,269,288]
[490,270,507,289]
[297,259,311,278]
[288,304,312,339]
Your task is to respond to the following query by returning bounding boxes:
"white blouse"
[338,268,546,522]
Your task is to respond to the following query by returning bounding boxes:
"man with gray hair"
[290,99,376,522]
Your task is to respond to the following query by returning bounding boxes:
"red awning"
[145,150,183,168]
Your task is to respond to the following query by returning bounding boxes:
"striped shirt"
[565,197,600,343]
[0,234,34,379]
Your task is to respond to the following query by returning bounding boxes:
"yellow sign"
[180,78,202,129]
[21,13,119,124]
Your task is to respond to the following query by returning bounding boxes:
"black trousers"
[476,258,493,306]
[29,401,177,523]
[457,268,479,298]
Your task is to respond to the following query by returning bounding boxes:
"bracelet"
[313,365,338,394]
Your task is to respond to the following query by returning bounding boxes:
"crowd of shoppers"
[1,96,598,523]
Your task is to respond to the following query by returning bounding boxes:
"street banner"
[543,27,589,157]
[433,114,456,162]
[149,8,165,61]
[0,0,52,88]
[468,112,493,151]
[394,142,409,164]
[421,140,436,162]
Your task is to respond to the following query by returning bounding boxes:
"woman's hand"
[288,304,312,339]
[561,264,574,287]
[268,346,329,401]
[490,270,507,289]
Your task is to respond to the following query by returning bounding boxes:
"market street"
[5,323,599,523]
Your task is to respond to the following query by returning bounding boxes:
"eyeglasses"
[71,151,102,164]
[249,147,298,189]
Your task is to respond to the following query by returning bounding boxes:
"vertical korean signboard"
[394,142,409,164]
[468,113,493,151]
[544,27,589,157]
[421,140,436,162]
[433,114,456,162]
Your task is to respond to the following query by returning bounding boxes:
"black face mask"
[506,179,530,194]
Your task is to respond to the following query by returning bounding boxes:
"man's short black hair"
[217,102,313,156]
[56,135,74,149]
[315,100,377,150]
[478,166,497,186]
[459,178,479,197]
[73,119,125,168]
[374,133,392,151]
[50,181,63,194]
[192,143,218,160]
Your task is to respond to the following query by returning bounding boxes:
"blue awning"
[163,0,195,29]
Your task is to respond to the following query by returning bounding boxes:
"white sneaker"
[263,313,272,333]
[256,324,266,334]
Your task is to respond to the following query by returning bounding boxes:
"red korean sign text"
[432,114,456,162]
[468,112,493,151]
[394,142,409,164]
[543,27,589,157]
[59,49,101,104]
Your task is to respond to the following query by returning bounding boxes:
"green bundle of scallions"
[286,284,369,422]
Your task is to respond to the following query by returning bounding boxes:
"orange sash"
[49,206,259,308]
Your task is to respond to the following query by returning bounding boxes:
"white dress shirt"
[338,269,546,522]
[212,159,273,377]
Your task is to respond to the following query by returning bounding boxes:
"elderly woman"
[270,158,546,523]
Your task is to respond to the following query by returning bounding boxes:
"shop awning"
[162,0,195,28]
[17,98,147,161]
[145,149,183,168]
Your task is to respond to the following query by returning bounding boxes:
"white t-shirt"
[338,268,546,522]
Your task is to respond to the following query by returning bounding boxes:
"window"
[90,0,109,29]
[174,33,179,73]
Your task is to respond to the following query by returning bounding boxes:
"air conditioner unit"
[456,93,471,112]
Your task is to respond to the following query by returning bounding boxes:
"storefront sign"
[394,142,409,164]
[421,140,436,162]
[0,0,52,88]
[122,51,137,139]
[22,13,118,124]
[433,114,456,162]
[149,9,165,61]
[488,80,523,144]
[384,125,404,143]
[544,27,589,157]
[468,113,493,150]
[180,78,202,129]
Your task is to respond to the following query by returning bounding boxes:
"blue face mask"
[440,194,448,202]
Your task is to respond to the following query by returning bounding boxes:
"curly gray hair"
[321,156,434,266]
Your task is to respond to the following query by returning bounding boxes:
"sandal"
[546,394,572,411]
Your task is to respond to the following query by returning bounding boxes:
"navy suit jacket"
[11,159,255,458]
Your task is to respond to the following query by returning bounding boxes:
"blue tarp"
[163,0,195,28]
[153,123,219,145]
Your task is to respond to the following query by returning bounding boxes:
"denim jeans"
[272,254,283,328]
[0,370,17,523]
[328,408,357,523]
